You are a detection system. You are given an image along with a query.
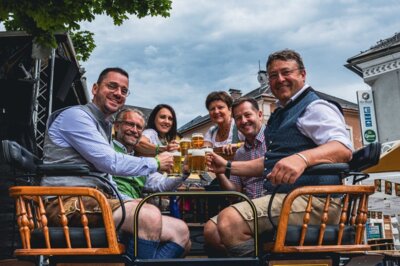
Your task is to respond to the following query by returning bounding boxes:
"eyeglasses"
[117,120,144,131]
[103,82,130,97]
[268,68,301,81]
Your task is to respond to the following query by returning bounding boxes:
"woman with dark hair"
[135,104,179,156]
[204,91,244,148]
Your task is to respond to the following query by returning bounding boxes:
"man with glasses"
[41,67,190,259]
[112,107,184,199]
[207,49,353,256]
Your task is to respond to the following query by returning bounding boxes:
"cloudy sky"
[4,1,400,128]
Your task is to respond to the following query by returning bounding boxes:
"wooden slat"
[78,196,92,248]
[337,193,349,244]
[58,196,72,248]
[299,195,313,246]
[38,197,51,249]
[318,195,331,246]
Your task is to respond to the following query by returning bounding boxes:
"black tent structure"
[0,31,89,259]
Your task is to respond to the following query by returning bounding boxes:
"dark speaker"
[50,58,79,102]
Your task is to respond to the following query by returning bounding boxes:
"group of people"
[40,49,353,259]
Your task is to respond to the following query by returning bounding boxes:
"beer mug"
[172,151,182,175]
[187,149,193,172]
[191,149,206,174]
[191,133,204,149]
[179,138,191,156]
[203,147,213,171]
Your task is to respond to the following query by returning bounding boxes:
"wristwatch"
[225,160,232,178]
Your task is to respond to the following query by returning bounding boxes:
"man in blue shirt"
[41,67,190,258]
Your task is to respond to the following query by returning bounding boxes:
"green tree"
[0,0,172,61]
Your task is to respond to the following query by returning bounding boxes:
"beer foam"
[192,133,203,138]
[203,147,213,153]
[192,149,205,156]
[172,151,182,156]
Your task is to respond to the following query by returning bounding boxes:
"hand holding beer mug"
[171,151,182,175]
[191,149,206,174]
[166,140,180,152]
[156,152,174,173]
[191,133,204,149]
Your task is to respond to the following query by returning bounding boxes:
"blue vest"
[264,88,340,193]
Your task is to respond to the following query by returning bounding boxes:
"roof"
[178,114,210,132]
[314,91,358,110]
[122,105,153,123]
[346,32,400,77]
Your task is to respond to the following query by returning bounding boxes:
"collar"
[275,84,310,108]
[112,139,135,155]
[88,102,115,123]
[244,124,266,149]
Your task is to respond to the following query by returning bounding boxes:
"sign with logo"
[357,90,379,145]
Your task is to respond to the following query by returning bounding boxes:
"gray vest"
[41,103,114,193]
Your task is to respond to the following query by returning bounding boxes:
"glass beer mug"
[191,149,206,174]
[191,133,204,149]
[171,151,182,175]
[179,138,191,157]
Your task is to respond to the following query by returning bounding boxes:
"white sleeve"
[297,100,353,151]
[143,172,183,192]
[142,129,161,145]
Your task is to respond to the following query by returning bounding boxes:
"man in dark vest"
[41,67,190,258]
[207,49,353,256]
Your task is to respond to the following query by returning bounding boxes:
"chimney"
[229,88,242,100]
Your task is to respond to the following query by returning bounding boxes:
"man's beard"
[125,136,140,147]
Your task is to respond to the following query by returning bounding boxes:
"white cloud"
[2,0,399,127]
[144,45,158,56]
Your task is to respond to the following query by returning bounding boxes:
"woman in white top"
[135,104,179,156]
[204,91,244,148]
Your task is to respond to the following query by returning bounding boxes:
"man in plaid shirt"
[214,96,267,199]
[204,96,267,255]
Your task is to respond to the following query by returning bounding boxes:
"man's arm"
[267,100,353,185]
[143,172,183,192]
[267,140,352,185]
[207,153,264,177]
[216,173,241,192]
[135,132,179,157]
[50,108,162,176]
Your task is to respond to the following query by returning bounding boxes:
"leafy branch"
[0,0,172,61]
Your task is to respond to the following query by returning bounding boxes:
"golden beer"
[187,149,193,172]
[191,133,204,149]
[179,138,191,156]
[172,151,182,175]
[191,149,206,173]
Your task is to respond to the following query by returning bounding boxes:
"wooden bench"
[2,140,130,265]
[2,139,382,266]
[263,142,381,265]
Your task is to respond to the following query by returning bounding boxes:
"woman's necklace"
[217,124,230,141]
